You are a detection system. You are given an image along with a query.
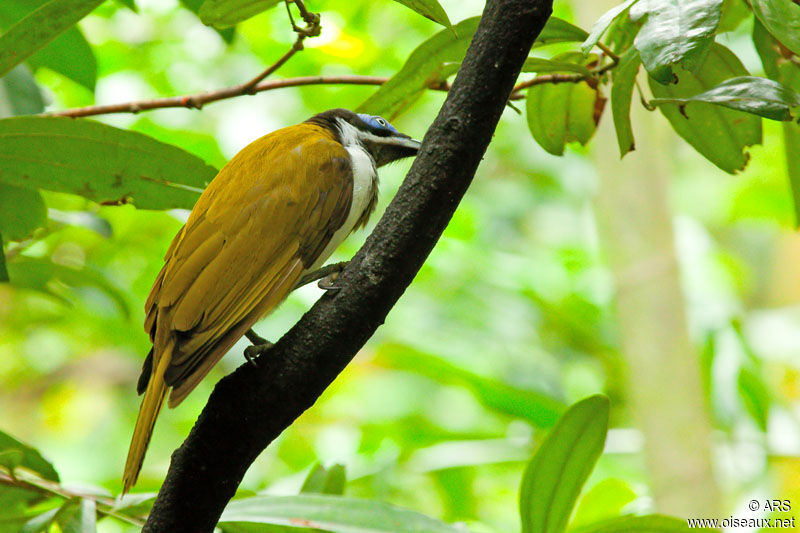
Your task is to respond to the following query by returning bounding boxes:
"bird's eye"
[375,117,387,127]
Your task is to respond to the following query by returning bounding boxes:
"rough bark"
[143,0,553,530]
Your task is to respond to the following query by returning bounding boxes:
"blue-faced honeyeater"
[123,109,420,491]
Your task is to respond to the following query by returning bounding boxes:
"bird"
[123,108,420,492]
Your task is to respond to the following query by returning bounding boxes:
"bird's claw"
[244,341,273,366]
[317,271,341,291]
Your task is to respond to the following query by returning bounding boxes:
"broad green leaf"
[523,58,593,76]
[534,17,590,47]
[377,344,565,428]
[649,43,761,173]
[220,494,467,533]
[0,0,104,79]
[526,78,602,156]
[0,0,97,90]
[520,395,609,533]
[0,183,46,241]
[56,498,96,533]
[651,76,800,121]
[630,0,723,84]
[569,514,715,532]
[0,429,59,481]
[0,65,45,116]
[301,464,347,495]
[570,479,636,527]
[357,17,480,119]
[198,0,281,29]
[581,0,640,54]
[752,18,781,81]
[752,0,800,56]
[6,257,130,317]
[610,47,641,156]
[116,0,137,11]
[737,367,771,431]
[0,117,217,210]
[717,0,751,33]
[392,0,451,28]
[179,0,235,43]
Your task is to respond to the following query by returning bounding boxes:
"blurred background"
[0,0,798,531]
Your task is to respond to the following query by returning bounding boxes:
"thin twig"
[0,472,145,527]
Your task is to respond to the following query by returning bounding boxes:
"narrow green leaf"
[56,498,97,533]
[649,43,761,173]
[0,429,59,481]
[357,17,480,119]
[377,344,566,428]
[570,479,636,527]
[523,58,593,76]
[737,367,771,431]
[0,0,98,90]
[0,117,217,210]
[198,0,281,29]
[7,257,131,317]
[651,76,800,121]
[301,464,347,495]
[630,0,723,84]
[0,0,104,79]
[21,507,61,533]
[391,0,451,28]
[534,17,590,47]
[526,78,602,156]
[0,183,46,241]
[752,0,800,56]
[220,494,468,533]
[115,0,137,11]
[569,513,717,532]
[610,47,641,156]
[0,65,45,116]
[519,395,609,533]
[581,0,640,54]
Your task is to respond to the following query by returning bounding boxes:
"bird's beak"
[368,134,421,167]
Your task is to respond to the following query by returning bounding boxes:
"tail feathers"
[123,341,173,493]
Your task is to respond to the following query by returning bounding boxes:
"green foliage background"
[1,0,799,531]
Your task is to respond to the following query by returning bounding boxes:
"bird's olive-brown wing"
[143,124,353,406]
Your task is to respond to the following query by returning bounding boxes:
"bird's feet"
[244,329,273,366]
[294,261,348,291]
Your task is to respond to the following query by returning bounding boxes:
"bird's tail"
[123,340,173,493]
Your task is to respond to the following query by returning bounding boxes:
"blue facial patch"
[357,113,400,135]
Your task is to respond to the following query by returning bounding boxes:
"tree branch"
[142,0,553,530]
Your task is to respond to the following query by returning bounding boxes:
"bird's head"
[307,108,421,167]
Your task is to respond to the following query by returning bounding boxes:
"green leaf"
[0,0,104,79]
[6,257,131,317]
[198,0,281,29]
[651,76,800,121]
[391,0,451,28]
[301,464,347,495]
[523,58,593,76]
[0,65,45,116]
[0,183,46,241]
[717,0,751,33]
[785,121,800,227]
[220,494,468,532]
[377,344,566,428]
[21,507,60,533]
[179,0,235,43]
[630,0,723,84]
[737,367,771,431]
[56,498,96,533]
[534,17,590,47]
[581,0,640,54]
[357,17,480,119]
[0,0,98,91]
[610,47,641,156]
[115,0,137,11]
[570,479,636,527]
[752,0,800,56]
[526,78,602,156]
[0,429,59,481]
[0,117,217,210]
[649,43,761,173]
[519,395,609,533]
[569,513,715,532]
[0,236,8,282]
